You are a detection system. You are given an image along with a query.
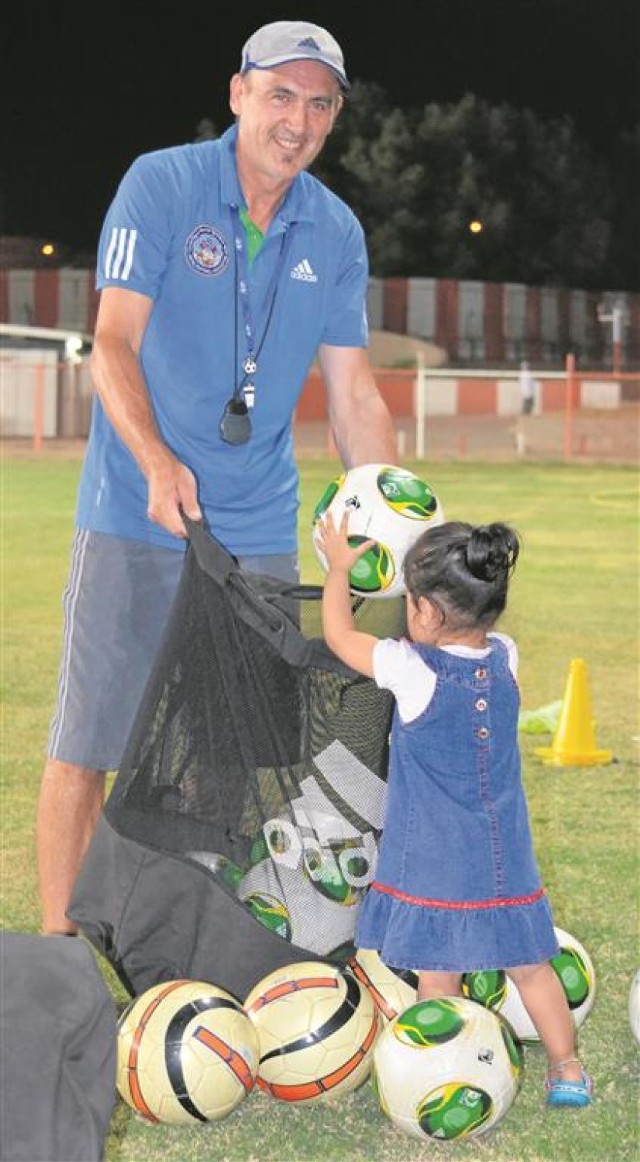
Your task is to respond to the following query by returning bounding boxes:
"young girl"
[317,512,592,1109]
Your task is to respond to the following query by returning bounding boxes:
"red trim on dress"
[370,881,545,910]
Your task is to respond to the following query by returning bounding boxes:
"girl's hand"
[316,510,374,572]
[319,510,379,679]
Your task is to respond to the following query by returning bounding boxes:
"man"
[519,361,537,415]
[36,20,398,934]
[515,360,538,454]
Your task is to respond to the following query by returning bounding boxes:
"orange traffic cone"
[534,657,613,767]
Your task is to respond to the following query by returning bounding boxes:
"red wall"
[297,370,416,421]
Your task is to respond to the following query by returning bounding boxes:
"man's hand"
[146,455,202,537]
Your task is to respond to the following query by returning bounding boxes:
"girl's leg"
[508,962,584,1083]
[418,971,463,1000]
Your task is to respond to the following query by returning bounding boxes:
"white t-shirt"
[373,632,518,723]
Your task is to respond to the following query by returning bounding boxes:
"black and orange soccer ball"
[243,960,381,1103]
[116,979,259,1125]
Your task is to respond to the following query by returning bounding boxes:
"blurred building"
[1,235,639,371]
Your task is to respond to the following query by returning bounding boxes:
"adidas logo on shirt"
[290,258,318,283]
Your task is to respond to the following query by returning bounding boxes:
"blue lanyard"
[230,205,293,405]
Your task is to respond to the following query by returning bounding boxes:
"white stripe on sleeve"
[104,227,119,279]
[110,227,127,280]
[120,229,137,280]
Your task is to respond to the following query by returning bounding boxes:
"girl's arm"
[318,511,380,678]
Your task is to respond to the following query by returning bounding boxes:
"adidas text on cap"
[240,21,349,90]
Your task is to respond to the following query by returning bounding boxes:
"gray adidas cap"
[240,21,349,90]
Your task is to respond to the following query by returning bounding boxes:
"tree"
[606,124,640,290]
[317,86,622,288]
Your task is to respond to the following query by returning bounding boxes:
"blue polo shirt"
[77,123,370,554]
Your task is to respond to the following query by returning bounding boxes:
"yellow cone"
[534,657,613,767]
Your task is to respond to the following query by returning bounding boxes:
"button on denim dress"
[356,637,559,971]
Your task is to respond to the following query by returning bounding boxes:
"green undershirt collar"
[239,207,265,265]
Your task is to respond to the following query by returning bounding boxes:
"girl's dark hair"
[402,521,520,629]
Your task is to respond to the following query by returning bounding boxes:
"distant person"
[514,360,538,454]
[317,513,592,1109]
[36,20,398,938]
[519,360,537,415]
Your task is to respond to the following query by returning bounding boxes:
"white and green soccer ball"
[372,996,523,1142]
[312,463,445,599]
[462,926,596,1041]
[237,856,359,956]
[238,801,381,956]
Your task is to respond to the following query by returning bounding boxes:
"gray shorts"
[47,530,298,771]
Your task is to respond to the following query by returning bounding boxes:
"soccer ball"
[116,979,259,1124]
[629,969,640,1044]
[185,850,244,890]
[243,960,381,1102]
[372,996,523,1142]
[239,886,293,941]
[238,798,381,956]
[237,859,360,955]
[312,463,444,599]
[462,926,596,1041]
[252,810,376,907]
[348,948,418,1022]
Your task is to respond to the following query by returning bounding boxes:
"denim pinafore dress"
[356,637,559,971]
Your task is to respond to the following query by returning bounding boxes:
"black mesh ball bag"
[69,517,404,1001]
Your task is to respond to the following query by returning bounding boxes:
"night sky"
[3,0,638,251]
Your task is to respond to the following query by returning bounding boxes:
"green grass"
[2,454,639,1161]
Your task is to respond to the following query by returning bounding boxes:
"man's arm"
[91,286,202,537]
[317,344,398,467]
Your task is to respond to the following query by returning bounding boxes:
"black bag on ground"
[69,519,404,1001]
[0,932,117,1162]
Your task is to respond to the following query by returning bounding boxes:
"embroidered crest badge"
[185,225,229,275]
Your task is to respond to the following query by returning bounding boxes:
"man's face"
[230,60,343,185]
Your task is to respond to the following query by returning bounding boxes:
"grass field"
[2,453,639,1161]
